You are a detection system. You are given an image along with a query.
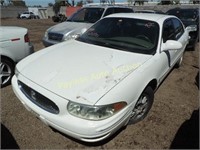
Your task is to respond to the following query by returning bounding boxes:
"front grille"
[48,32,63,41]
[18,81,59,114]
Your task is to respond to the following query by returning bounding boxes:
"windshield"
[67,8,104,23]
[77,17,159,55]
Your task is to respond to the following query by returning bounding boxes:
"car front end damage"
[12,74,134,142]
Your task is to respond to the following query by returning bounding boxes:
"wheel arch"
[1,55,15,67]
[145,79,158,92]
[128,79,156,124]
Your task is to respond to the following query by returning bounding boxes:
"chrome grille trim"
[48,32,63,41]
[18,80,59,114]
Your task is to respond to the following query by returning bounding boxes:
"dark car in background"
[167,7,199,50]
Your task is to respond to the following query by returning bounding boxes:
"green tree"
[175,0,180,4]
[55,0,66,6]
[134,0,145,6]
[53,2,62,16]
[161,0,171,5]
[77,0,83,6]
[127,0,134,5]
[48,3,54,7]
[12,1,26,6]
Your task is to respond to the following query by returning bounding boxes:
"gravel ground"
[1,18,199,149]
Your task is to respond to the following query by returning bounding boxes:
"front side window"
[162,19,175,43]
[77,17,159,55]
[172,18,184,40]
[67,8,104,23]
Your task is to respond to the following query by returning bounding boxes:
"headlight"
[63,34,79,41]
[67,101,127,121]
[44,31,48,38]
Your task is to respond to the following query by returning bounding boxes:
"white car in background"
[12,13,193,142]
[20,11,36,19]
[0,26,34,87]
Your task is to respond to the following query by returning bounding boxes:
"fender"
[0,47,17,62]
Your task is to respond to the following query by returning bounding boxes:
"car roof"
[135,10,157,12]
[134,10,165,14]
[82,4,132,9]
[105,13,171,22]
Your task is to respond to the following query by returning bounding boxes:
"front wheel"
[0,58,14,88]
[175,55,183,68]
[128,86,154,124]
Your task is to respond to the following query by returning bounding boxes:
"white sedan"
[12,13,192,142]
[20,11,36,19]
[0,26,34,87]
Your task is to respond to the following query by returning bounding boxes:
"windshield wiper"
[106,38,149,48]
[103,42,128,51]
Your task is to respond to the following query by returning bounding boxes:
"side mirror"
[186,25,197,32]
[161,40,182,51]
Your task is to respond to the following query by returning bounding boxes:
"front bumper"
[12,75,132,142]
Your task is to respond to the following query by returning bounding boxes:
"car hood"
[48,21,92,35]
[18,40,152,105]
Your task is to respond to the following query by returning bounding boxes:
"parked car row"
[1,5,198,143]
[43,5,134,46]
[43,6,199,50]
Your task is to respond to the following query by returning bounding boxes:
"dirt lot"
[1,18,199,149]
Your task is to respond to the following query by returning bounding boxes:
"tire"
[175,55,183,68]
[0,58,14,88]
[128,86,154,124]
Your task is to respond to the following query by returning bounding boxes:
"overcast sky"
[24,0,55,7]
